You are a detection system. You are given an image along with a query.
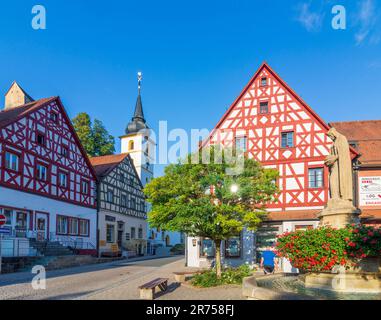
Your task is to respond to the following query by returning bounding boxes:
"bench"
[139,278,169,300]
[173,271,202,283]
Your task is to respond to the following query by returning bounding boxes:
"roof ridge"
[0,96,56,113]
[331,119,381,124]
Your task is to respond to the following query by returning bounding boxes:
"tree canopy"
[72,113,115,157]
[144,146,278,276]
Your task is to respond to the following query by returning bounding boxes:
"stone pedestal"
[318,199,361,229]
[305,258,381,293]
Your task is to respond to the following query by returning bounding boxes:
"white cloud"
[354,0,379,45]
[296,2,324,32]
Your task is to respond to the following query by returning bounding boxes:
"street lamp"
[230,184,239,194]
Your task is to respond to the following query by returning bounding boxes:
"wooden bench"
[139,278,169,300]
[173,271,202,283]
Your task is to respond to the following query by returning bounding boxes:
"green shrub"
[191,264,252,288]
[276,224,381,272]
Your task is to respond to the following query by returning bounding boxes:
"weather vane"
[137,71,143,94]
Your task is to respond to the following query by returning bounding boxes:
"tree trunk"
[215,239,222,278]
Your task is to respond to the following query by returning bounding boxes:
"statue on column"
[319,128,360,227]
[325,128,353,203]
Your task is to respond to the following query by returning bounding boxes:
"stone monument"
[305,128,381,293]
[318,128,360,228]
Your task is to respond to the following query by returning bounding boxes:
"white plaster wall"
[98,209,147,253]
[0,186,97,246]
[186,230,255,268]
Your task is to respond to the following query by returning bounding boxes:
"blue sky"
[0,0,380,176]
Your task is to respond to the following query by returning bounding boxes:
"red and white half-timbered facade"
[209,63,333,215]
[0,88,97,256]
[187,63,339,270]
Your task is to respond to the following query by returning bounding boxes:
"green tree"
[144,146,278,277]
[72,113,115,157]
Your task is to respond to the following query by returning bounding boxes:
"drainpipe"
[96,180,101,258]
[184,233,188,267]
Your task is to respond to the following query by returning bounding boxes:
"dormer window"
[261,77,268,86]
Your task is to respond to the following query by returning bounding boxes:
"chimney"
[4,81,34,110]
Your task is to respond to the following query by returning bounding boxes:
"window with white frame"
[308,168,324,188]
[5,151,19,171]
[81,180,89,195]
[69,218,79,235]
[121,194,127,207]
[131,227,136,239]
[58,172,68,188]
[259,101,269,114]
[79,219,89,236]
[106,224,115,243]
[130,197,136,210]
[281,131,294,148]
[36,164,48,181]
[235,136,247,152]
[57,216,68,234]
[106,189,114,203]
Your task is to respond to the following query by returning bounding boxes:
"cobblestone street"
[0,256,244,300]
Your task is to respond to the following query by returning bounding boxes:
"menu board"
[359,176,381,207]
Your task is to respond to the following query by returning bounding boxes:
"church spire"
[126,72,149,134]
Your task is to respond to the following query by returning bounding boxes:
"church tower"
[120,73,155,187]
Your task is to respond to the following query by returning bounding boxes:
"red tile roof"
[330,120,381,165]
[266,210,320,221]
[360,209,381,220]
[0,96,98,181]
[0,97,56,129]
[266,209,381,222]
[89,153,129,178]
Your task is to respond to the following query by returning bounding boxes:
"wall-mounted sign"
[359,176,381,207]
[105,215,116,222]
[192,239,197,247]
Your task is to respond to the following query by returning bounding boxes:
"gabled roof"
[90,153,130,178]
[330,120,381,165]
[203,62,330,147]
[0,97,56,128]
[0,96,98,181]
[89,153,144,189]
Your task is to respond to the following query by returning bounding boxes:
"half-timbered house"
[0,82,97,256]
[90,153,147,256]
[187,62,351,270]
